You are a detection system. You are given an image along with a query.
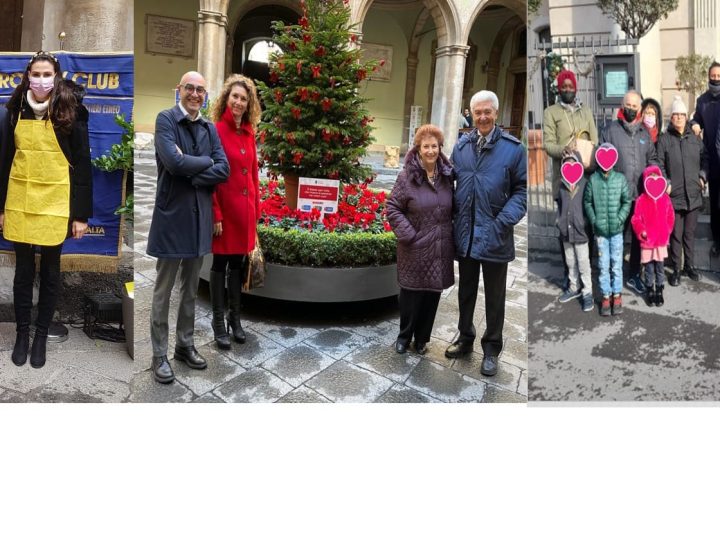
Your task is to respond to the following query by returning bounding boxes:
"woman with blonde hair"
[208,74,262,349]
[386,124,454,355]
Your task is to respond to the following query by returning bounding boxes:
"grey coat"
[147,106,230,259]
[600,118,659,200]
[556,177,589,243]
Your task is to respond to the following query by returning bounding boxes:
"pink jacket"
[631,193,675,249]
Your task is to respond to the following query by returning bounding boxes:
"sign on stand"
[409,105,423,141]
[298,177,340,216]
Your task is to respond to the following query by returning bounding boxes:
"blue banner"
[0,52,133,272]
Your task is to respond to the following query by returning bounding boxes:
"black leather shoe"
[684,266,700,281]
[395,340,408,354]
[669,270,681,287]
[11,330,29,366]
[29,328,48,369]
[174,346,208,370]
[444,340,473,358]
[414,342,428,355]
[152,355,175,384]
[480,355,499,376]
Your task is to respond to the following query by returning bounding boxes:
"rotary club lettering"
[0,71,121,90]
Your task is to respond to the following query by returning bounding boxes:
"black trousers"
[710,173,720,245]
[211,254,245,272]
[624,201,641,277]
[13,242,62,332]
[397,288,441,346]
[457,257,508,356]
[669,208,699,269]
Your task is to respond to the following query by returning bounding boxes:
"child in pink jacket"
[631,165,675,307]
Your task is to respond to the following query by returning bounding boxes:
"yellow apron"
[3,119,71,246]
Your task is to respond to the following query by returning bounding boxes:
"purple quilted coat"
[386,148,455,292]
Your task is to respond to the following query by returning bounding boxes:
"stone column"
[197,0,230,98]
[401,54,419,151]
[431,44,469,150]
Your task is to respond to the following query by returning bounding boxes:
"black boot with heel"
[227,268,247,343]
[11,326,30,366]
[209,270,231,350]
[30,327,48,369]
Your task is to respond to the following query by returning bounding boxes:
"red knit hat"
[556,70,577,90]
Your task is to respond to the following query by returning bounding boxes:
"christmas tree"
[256,0,382,208]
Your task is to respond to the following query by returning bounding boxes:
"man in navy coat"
[147,71,229,384]
[444,90,527,377]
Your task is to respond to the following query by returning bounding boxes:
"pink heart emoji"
[561,161,583,187]
[596,146,618,171]
[644,175,667,200]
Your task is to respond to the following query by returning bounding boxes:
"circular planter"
[200,257,398,302]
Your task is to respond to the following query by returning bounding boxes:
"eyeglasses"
[182,84,206,96]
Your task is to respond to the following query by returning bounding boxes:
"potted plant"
[256,0,381,209]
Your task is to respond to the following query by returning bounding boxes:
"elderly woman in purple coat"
[387,124,455,355]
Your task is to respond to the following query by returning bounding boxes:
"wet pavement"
[528,250,720,401]
[129,147,528,403]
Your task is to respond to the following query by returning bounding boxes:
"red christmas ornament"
[303,33,312,44]
[314,46,326,57]
[278,61,285,72]
[296,61,303,74]
[357,69,367,81]
[299,16,309,29]
[322,129,331,142]
[269,72,279,84]
[286,132,296,145]
[324,151,334,162]
[310,90,320,101]
[297,87,309,101]
[289,41,297,51]
[259,130,266,143]
[274,89,283,103]
[291,107,302,120]
[293,151,304,165]
[321,98,332,112]
[311,65,322,78]
[343,135,351,145]
[328,170,340,180]
[360,116,369,127]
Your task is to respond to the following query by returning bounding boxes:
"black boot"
[29,327,48,369]
[646,285,656,307]
[655,285,664,307]
[227,268,247,343]
[12,326,30,366]
[209,270,231,350]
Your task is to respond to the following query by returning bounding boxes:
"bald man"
[147,71,229,384]
[600,89,659,295]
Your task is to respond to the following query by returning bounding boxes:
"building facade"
[134,0,527,151]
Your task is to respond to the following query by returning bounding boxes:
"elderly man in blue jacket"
[444,90,527,376]
[147,71,230,384]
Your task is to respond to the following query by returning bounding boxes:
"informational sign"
[0,52,133,273]
[298,177,340,215]
[146,14,196,58]
[409,105,423,141]
[605,70,628,97]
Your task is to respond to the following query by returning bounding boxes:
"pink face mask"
[28,76,55,99]
[643,115,656,129]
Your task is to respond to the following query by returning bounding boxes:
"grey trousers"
[562,241,592,294]
[150,257,203,357]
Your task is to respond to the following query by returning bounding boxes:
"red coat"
[212,107,260,255]
[631,193,675,249]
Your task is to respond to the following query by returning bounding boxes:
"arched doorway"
[231,4,299,86]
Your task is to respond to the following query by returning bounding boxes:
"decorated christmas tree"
[256,0,382,208]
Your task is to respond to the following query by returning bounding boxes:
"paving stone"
[192,392,225,403]
[346,343,420,384]
[451,355,523,394]
[0,387,27,403]
[501,338,528,370]
[172,343,247,396]
[304,329,370,360]
[338,321,398,345]
[374,384,440,403]
[405,359,486,403]
[52,349,134,384]
[277,385,332,403]
[250,321,322,348]
[127,372,194,403]
[261,345,336,388]
[26,366,129,403]
[517,370,528,396]
[214,368,294,403]
[0,359,65,394]
[305,360,394,403]
[221,329,285,369]
[482,384,528,403]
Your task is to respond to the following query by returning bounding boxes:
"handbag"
[242,232,266,291]
[564,109,595,169]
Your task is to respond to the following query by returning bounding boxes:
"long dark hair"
[5,51,78,133]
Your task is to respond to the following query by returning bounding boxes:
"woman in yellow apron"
[0,51,92,368]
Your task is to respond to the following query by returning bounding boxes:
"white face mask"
[28,76,55,99]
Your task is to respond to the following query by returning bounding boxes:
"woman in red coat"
[209,74,261,349]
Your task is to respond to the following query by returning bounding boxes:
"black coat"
[0,83,93,222]
[691,89,720,170]
[657,124,708,212]
[386,148,455,291]
[556,176,589,243]
[147,106,230,259]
